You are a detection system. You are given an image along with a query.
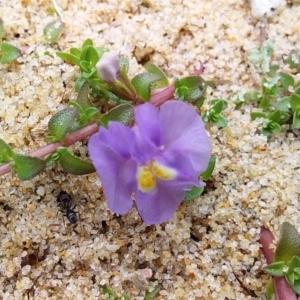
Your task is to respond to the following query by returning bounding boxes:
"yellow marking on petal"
[137,165,156,193]
[151,160,177,180]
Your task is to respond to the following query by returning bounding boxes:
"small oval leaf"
[48,107,79,141]
[0,138,15,163]
[184,186,204,202]
[1,42,21,64]
[99,104,134,127]
[57,147,95,175]
[43,21,65,45]
[13,154,46,180]
[77,81,93,110]
[131,73,161,101]
[274,222,300,263]
[201,154,216,181]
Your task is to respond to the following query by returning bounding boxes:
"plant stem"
[259,226,297,300]
[0,123,99,177]
[150,85,175,106]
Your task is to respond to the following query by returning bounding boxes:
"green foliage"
[101,285,130,300]
[0,18,21,64]
[264,222,300,296]
[56,147,95,175]
[0,42,21,64]
[0,139,15,164]
[175,76,206,103]
[201,99,228,127]
[46,107,79,142]
[247,39,274,74]
[131,73,161,101]
[12,154,46,180]
[99,104,134,127]
[238,41,300,136]
[144,284,161,300]
[144,62,169,88]
[43,21,65,45]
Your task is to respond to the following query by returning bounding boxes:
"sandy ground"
[1,0,300,299]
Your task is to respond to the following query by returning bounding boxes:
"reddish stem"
[150,85,175,106]
[259,226,297,300]
[0,123,99,177]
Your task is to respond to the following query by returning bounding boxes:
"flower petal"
[99,122,135,159]
[135,183,185,225]
[131,103,160,164]
[88,130,136,214]
[159,100,211,174]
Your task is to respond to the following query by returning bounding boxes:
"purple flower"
[88,101,211,225]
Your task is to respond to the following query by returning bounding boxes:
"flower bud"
[96,52,120,83]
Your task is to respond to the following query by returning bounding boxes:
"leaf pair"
[265,222,300,295]
[0,139,45,180]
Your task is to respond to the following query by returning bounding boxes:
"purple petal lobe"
[135,182,185,225]
[131,103,160,164]
[159,100,211,174]
[88,130,136,214]
[99,122,134,159]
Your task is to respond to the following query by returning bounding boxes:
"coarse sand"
[1,0,300,299]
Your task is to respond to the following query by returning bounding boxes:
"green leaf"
[45,152,60,167]
[279,72,294,92]
[276,96,291,113]
[70,47,82,57]
[0,139,15,163]
[274,222,300,263]
[84,46,100,67]
[75,75,87,92]
[56,147,95,175]
[268,64,279,77]
[264,261,286,277]
[144,284,161,300]
[12,154,46,180]
[243,91,261,102]
[76,81,93,110]
[43,21,65,45]
[201,154,216,181]
[268,110,281,123]
[174,76,207,102]
[286,256,300,294]
[144,62,169,88]
[292,111,300,129]
[56,51,80,66]
[261,40,274,73]
[210,100,227,113]
[131,73,161,101]
[211,114,227,127]
[80,60,90,72]
[119,56,129,73]
[82,38,93,48]
[0,42,21,64]
[265,278,274,300]
[290,94,300,112]
[264,121,281,134]
[251,112,267,120]
[99,104,134,127]
[285,51,300,70]
[184,186,204,202]
[47,107,79,142]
